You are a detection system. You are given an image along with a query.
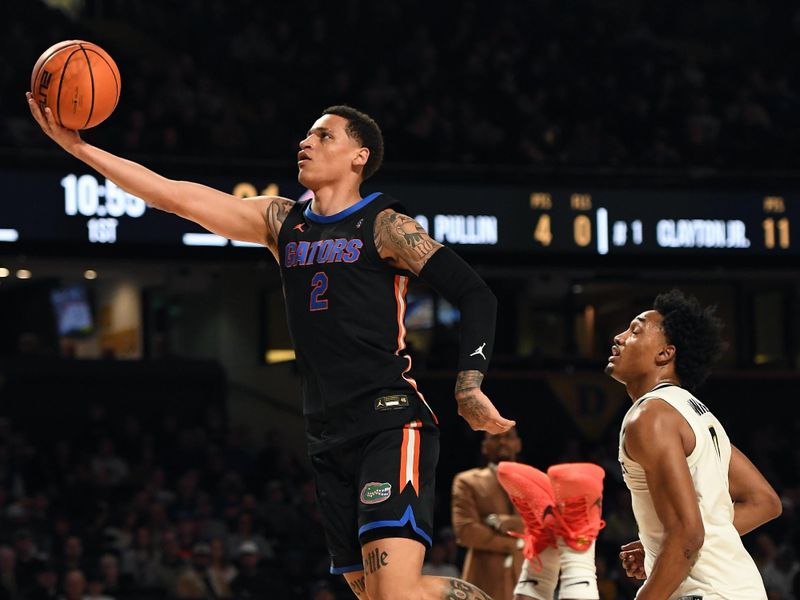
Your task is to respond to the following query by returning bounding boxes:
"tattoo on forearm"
[457,395,490,424]
[374,210,440,267]
[265,198,293,248]
[364,548,389,575]
[349,576,366,596]
[443,579,493,600]
[456,370,484,395]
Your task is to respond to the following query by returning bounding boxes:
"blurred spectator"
[0,546,18,600]
[59,570,85,600]
[762,546,800,600]
[84,572,113,600]
[12,531,42,592]
[90,440,129,488]
[96,555,132,600]
[175,543,229,600]
[153,532,184,596]
[119,528,159,591]
[229,542,288,600]
[207,539,236,592]
[25,562,58,600]
[55,537,86,581]
[451,429,524,598]
[224,514,272,562]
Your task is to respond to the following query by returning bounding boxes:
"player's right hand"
[26,92,82,151]
[456,387,516,434]
[620,540,647,580]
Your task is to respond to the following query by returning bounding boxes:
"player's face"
[605,310,668,384]
[297,114,366,189]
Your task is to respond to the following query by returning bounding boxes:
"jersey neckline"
[303,192,382,224]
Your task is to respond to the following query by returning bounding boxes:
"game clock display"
[0,167,795,260]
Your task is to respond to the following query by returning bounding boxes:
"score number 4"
[534,214,593,247]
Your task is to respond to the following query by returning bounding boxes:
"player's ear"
[656,344,676,366]
[353,147,369,168]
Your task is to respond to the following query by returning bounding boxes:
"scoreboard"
[0,167,796,261]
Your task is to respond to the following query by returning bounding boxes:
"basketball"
[30,40,121,130]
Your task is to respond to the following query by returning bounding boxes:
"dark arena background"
[2,1,799,599]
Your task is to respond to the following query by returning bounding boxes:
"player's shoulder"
[627,397,685,436]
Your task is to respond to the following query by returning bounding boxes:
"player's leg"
[513,547,561,600]
[547,463,605,600]
[343,570,368,598]
[355,417,494,599]
[496,462,562,600]
[555,540,599,600]
[361,536,492,600]
[308,447,368,597]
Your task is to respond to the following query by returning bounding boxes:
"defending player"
[607,289,781,599]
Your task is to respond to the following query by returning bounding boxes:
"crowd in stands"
[5,0,800,170]
[0,395,798,599]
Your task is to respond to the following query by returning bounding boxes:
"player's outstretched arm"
[728,444,782,535]
[624,400,705,600]
[374,209,515,434]
[26,92,292,253]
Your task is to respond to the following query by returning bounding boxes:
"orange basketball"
[30,40,121,130]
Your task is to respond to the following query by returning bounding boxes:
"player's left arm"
[728,444,782,535]
[374,209,515,434]
[624,400,705,600]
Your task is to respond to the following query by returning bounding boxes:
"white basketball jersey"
[618,383,767,600]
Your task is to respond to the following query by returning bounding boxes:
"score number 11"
[762,218,790,249]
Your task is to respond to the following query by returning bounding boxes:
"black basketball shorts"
[310,418,440,574]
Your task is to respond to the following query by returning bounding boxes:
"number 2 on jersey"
[310,272,329,311]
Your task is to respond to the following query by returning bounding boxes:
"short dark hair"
[322,105,384,180]
[653,289,725,392]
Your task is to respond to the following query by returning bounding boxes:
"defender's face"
[605,310,668,384]
[297,114,365,189]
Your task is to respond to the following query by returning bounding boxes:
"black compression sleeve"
[417,247,497,373]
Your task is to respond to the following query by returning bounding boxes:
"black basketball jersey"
[277,192,436,454]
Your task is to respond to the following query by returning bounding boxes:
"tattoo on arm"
[444,579,493,600]
[264,198,294,249]
[374,210,441,271]
[364,548,389,575]
[456,370,484,396]
[455,370,489,423]
[348,576,366,596]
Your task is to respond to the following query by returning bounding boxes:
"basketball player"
[606,289,781,599]
[27,94,514,599]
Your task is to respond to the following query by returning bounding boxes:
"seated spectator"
[0,546,18,600]
[229,542,288,600]
[24,562,58,600]
[175,543,230,600]
[58,570,85,600]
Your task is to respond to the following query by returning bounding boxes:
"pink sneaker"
[547,462,605,551]
[497,462,557,565]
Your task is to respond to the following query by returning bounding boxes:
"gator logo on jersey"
[360,482,392,505]
[284,238,363,268]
